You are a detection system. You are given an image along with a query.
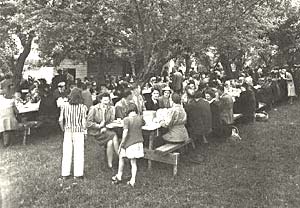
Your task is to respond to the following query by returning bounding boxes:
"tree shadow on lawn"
[2,101,300,207]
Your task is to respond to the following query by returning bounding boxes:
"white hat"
[162,86,172,92]
[58,82,66,87]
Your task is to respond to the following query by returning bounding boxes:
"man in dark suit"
[185,90,212,144]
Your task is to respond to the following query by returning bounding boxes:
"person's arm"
[82,105,88,130]
[119,118,129,153]
[107,107,116,124]
[162,108,175,127]
[115,105,123,119]
[86,107,104,129]
[58,106,65,132]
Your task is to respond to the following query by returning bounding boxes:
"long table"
[16,102,40,114]
[16,102,41,145]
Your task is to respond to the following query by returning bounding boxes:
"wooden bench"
[233,113,243,121]
[144,139,194,176]
[257,102,266,111]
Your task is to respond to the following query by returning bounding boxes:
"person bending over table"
[87,93,119,171]
[160,93,190,143]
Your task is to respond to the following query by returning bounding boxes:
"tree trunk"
[14,33,34,91]
[185,55,191,76]
[219,53,233,79]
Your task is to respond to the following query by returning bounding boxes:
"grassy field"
[1,101,300,208]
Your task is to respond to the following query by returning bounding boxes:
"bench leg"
[173,152,179,176]
[190,138,196,149]
[23,130,27,145]
[148,132,154,170]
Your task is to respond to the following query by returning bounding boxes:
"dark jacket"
[236,89,256,116]
[145,99,159,111]
[185,98,212,137]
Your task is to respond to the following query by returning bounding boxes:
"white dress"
[286,72,296,97]
[120,143,144,159]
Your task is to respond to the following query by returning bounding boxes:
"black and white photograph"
[1,0,300,207]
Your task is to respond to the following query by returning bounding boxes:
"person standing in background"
[283,69,297,104]
[0,89,19,147]
[131,83,145,115]
[81,83,93,110]
[171,67,183,94]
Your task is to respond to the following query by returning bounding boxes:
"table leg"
[23,129,27,145]
[148,131,154,170]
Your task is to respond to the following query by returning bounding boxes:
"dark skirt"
[89,130,116,146]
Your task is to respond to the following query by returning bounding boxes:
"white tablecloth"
[17,102,40,114]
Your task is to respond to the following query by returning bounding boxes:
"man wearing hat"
[158,86,172,109]
[52,69,66,90]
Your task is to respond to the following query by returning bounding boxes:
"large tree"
[0,0,48,89]
[1,0,295,86]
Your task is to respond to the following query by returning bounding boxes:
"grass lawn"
[1,101,300,208]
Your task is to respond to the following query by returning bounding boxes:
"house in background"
[57,59,87,80]
[58,55,131,83]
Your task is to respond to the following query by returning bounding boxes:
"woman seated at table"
[158,86,172,109]
[160,93,190,143]
[181,84,195,106]
[145,88,160,111]
[87,92,119,170]
[235,82,256,123]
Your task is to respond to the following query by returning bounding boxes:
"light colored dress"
[286,72,296,97]
[0,96,19,133]
[162,104,189,143]
[120,115,145,159]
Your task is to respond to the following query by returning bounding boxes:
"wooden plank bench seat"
[233,113,243,121]
[257,102,266,111]
[144,139,194,176]
[155,140,193,155]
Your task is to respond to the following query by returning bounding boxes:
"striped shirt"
[59,103,88,132]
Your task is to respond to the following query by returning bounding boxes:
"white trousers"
[61,131,84,177]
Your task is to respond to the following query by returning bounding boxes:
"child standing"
[112,103,145,187]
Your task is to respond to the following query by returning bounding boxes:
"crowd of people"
[0,65,298,186]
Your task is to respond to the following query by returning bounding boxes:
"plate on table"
[106,120,124,129]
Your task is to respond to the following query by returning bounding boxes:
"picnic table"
[16,101,42,145]
[106,119,192,176]
[16,101,40,114]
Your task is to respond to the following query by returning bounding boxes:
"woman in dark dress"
[145,88,160,111]
[204,89,222,138]
[236,83,256,123]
